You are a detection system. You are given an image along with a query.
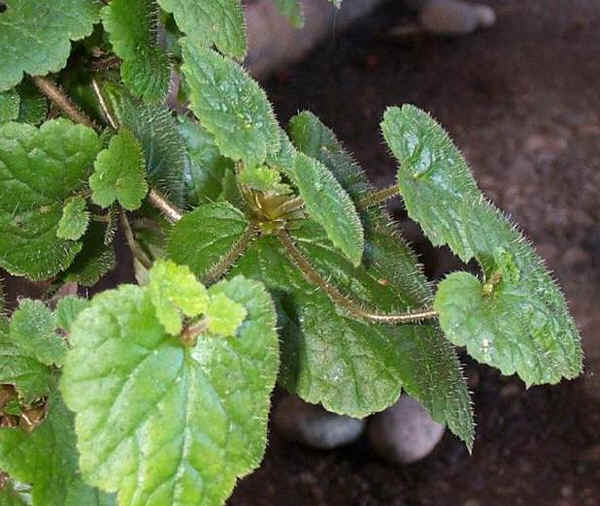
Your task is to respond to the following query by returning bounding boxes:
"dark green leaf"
[0,89,19,123]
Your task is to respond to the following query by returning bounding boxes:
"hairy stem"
[357,183,401,210]
[147,189,183,223]
[91,78,118,129]
[33,76,95,128]
[203,225,259,286]
[120,212,152,270]
[276,229,438,324]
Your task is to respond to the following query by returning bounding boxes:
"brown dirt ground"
[228,1,600,505]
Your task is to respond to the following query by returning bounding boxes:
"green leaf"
[16,80,48,125]
[9,299,65,367]
[147,259,209,335]
[157,0,246,59]
[0,89,19,123]
[0,478,31,505]
[382,104,583,385]
[167,202,249,279]
[0,119,101,280]
[55,296,90,333]
[57,196,89,241]
[0,0,101,91]
[238,165,291,194]
[102,0,171,103]
[181,43,280,168]
[90,129,148,211]
[60,276,279,506]
[206,292,247,337]
[0,391,116,506]
[63,222,116,287]
[178,116,233,206]
[271,127,365,266]
[104,84,186,204]
[271,0,304,28]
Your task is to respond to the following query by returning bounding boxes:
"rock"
[420,0,496,35]
[273,395,366,450]
[367,396,445,464]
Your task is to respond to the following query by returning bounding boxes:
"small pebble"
[420,0,496,35]
[368,396,445,464]
[273,395,366,450]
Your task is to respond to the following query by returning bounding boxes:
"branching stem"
[120,211,152,270]
[357,183,401,210]
[33,76,95,128]
[203,225,259,286]
[276,229,438,324]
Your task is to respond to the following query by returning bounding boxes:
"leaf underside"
[382,105,582,386]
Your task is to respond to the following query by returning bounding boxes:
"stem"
[147,189,183,223]
[33,76,95,128]
[120,212,152,270]
[180,318,208,347]
[276,229,438,324]
[203,225,259,286]
[357,183,401,210]
[91,78,118,129]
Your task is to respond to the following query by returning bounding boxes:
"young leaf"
[238,165,291,194]
[101,0,171,103]
[382,105,583,385]
[60,275,279,506]
[90,129,148,211]
[157,0,246,59]
[178,116,233,206]
[57,196,89,241]
[167,202,250,280]
[0,0,101,91]
[9,299,65,367]
[206,292,247,337]
[0,89,19,123]
[0,391,117,506]
[0,119,101,280]
[147,259,209,335]
[181,43,280,169]
[271,0,305,28]
[55,296,90,333]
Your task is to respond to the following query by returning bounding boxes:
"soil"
[229,1,600,505]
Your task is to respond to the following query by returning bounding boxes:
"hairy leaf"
[60,275,279,506]
[238,165,290,194]
[206,292,247,337]
[57,196,89,241]
[90,129,148,211]
[167,202,249,279]
[0,391,116,505]
[147,259,209,335]
[0,0,100,91]
[178,116,233,206]
[382,105,582,385]
[16,80,48,125]
[157,0,246,59]
[0,89,19,123]
[0,119,101,279]
[55,296,90,333]
[271,0,304,28]
[102,0,171,102]
[181,43,280,168]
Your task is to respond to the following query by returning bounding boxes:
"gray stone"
[273,395,366,450]
[420,0,496,35]
[367,396,445,464]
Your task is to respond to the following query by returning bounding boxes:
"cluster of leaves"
[0,0,582,505]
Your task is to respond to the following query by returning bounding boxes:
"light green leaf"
[55,296,90,333]
[57,196,89,241]
[178,116,233,206]
[0,391,116,506]
[167,202,249,280]
[157,0,246,59]
[0,0,101,91]
[0,89,20,123]
[63,222,116,287]
[60,276,279,506]
[206,292,247,337]
[0,119,101,280]
[102,0,171,103]
[148,259,209,335]
[382,104,582,385]
[181,43,280,168]
[238,165,291,194]
[9,299,65,368]
[271,125,364,266]
[271,0,304,28]
[90,129,148,210]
